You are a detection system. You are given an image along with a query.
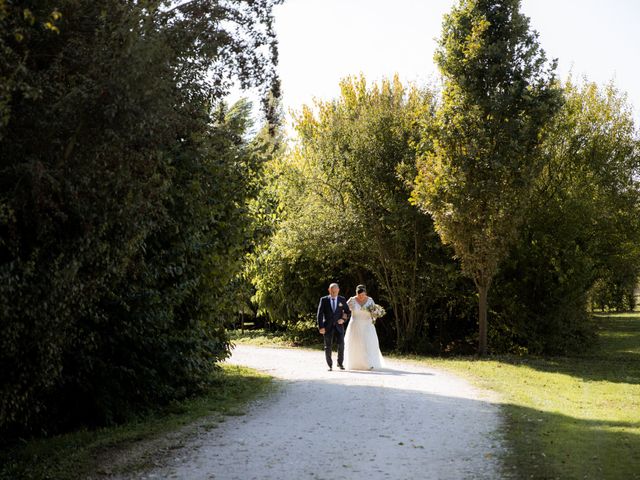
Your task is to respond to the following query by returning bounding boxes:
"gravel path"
[127,345,506,480]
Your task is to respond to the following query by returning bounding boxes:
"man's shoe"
[338,365,345,370]
[328,366,333,371]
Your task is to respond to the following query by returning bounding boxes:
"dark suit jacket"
[317,295,351,332]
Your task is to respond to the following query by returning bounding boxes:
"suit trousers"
[323,325,344,367]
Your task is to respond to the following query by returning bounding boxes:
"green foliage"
[247,3,638,359]
[0,0,280,436]
[250,76,478,353]
[490,80,640,353]
[591,276,638,312]
[230,319,321,348]
[412,0,563,354]
[0,3,62,134]
[251,70,639,356]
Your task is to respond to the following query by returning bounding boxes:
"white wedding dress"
[344,297,385,370]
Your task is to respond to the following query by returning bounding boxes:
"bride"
[344,285,385,370]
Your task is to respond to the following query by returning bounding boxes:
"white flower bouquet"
[364,303,386,324]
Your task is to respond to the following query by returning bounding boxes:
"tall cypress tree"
[412,0,562,354]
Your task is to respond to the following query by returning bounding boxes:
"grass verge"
[229,327,322,349]
[229,328,300,348]
[403,313,640,480]
[0,364,273,480]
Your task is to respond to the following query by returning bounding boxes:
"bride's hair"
[356,284,366,294]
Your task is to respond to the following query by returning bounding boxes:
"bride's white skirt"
[344,313,385,370]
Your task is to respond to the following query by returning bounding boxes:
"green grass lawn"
[407,313,640,480]
[228,324,322,349]
[0,365,273,480]
[229,328,305,348]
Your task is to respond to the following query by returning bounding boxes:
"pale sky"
[273,0,640,128]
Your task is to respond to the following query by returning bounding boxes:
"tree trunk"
[477,281,489,356]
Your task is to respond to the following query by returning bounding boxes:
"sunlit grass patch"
[409,313,640,479]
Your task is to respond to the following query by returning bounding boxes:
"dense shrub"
[0,0,280,436]
[490,81,640,354]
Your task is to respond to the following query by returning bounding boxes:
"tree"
[0,0,280,435]
[411,0,562,354]
[0,4,61,135]
[490,79,640,353]
[252,76,477,352]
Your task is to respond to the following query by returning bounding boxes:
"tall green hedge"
[0,0,279,436]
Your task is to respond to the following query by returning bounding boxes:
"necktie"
[332,298,336,312]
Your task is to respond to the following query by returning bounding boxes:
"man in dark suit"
[317,282,351,371]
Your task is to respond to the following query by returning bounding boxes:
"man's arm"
[342,296,352,317]
[340,296,351,325]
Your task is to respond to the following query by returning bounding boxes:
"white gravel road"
[126,345,506,480]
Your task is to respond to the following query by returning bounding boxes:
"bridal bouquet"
[365,303,386,325]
